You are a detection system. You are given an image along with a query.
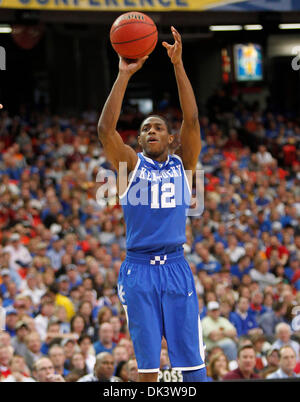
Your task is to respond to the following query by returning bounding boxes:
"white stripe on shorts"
[138,368,160,373]
[172,363,206,372]
[123,304,129,327]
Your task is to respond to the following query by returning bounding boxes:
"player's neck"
[143,150,169,163]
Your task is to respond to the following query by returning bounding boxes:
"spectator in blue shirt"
[48,344,70,378]
[65,265,83,290]
[230,255,252,281]
[2,281,18,309]
[197,248,221,275]
[193,226,213,248]
[213,223,229,248]
[256,210,272,232]
[256,301,287,342]
[93,322,116,355]
[280,205,294,228]
[248,290,267,319]
[254,187,271,207]
[4,162,23,181]
[4,307,18,337]
[46,236,65,272]
[229,297,259,337]
[265,121,278,139]
[0,270,11,302]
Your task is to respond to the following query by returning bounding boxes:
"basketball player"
[98,26,206,382]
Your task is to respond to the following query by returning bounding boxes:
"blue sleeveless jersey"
[119,152,191,254]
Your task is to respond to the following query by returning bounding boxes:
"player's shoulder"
[169,153,184,166]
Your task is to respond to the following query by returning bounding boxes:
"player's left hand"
[162,26,182,65]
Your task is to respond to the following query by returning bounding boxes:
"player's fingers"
[140,55,149,64]
[162,41,171,49]
[172,26,181,44]
[171,27,177,41]
[171,26,179,35]
[0,104,3,109]
[171,26,181,41]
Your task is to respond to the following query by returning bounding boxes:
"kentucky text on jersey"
[119,152,191,253]
[138,164,182,181]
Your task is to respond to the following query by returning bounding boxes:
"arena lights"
[0,25,12,33]
[209,25,243,31]
[244,25,263,31]
[279,23,300,29]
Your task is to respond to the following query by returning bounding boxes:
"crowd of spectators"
[0,89,299,382]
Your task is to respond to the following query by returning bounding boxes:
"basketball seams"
[111,28,157,45]
[110,20,155,35]
[120,38,157,59]
[120,36,157,59]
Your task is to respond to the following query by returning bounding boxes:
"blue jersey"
[119,152,191,254]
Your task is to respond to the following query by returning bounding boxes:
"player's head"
[138,115,174,158]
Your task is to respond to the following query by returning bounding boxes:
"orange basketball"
[110,12,158,59]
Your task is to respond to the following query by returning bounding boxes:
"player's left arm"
[163,27,201,174]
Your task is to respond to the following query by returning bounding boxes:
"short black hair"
[272,300,285,312]
[139,114,172,135]
[48,283,58,295]
[115,360,127,378]
[78,334,91,345]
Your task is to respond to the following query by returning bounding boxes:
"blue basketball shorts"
[117,249,206,373]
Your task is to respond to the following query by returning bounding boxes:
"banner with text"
[0,0,299,11]
[0,0,248,12]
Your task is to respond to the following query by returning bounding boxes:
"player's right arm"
[97,56,148,173]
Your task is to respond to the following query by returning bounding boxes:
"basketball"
[110,12,158,59]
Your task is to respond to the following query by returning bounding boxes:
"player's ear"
[137,135,143,147]
[168,134,174,145]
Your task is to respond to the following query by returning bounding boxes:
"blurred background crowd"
[0,90,299,382]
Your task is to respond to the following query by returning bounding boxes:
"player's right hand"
[119,56,148,77]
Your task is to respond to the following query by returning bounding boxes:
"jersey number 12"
[151,182,176,209]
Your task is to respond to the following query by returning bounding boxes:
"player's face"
[138,117,173,158]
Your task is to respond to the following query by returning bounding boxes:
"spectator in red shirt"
[282,138,297,166]
[0,344,12,380]
[222,344,261,380]
[223,129,243,150]
[251,333,267,372]
[294,361,300,374]
[291,257,300,287]
[248,290,267,318]
[265,235,289,266]
[2,354,35,382]
[110,316,126,344]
